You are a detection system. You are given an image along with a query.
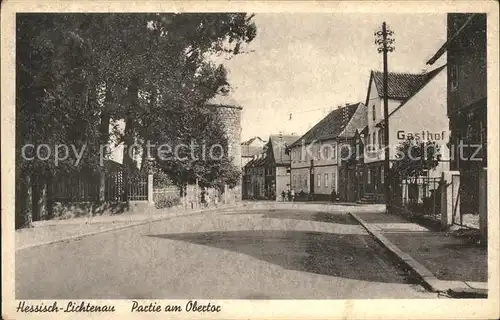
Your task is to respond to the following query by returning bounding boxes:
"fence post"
[99,171,105,202]
[148,173,154,206]
[224,184,228,204]
[195,178,199,209]
[479,167,487,242]
[182,184,188,210]
[440,171,460,228]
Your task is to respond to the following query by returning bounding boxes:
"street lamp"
[375,22,395,213]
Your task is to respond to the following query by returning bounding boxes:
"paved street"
[16,207,438,299]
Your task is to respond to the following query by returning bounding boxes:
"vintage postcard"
[2,0,499,319]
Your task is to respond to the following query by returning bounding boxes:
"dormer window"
[372,105,376,121]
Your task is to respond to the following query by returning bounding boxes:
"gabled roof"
[340,103,367,137]
[242,145,264,158]
[241,136,266,146]
[374,64,447,127]
[241,136,266,158]
[268,134,299,165]
[370,71,430,101]
[290,102,362,147]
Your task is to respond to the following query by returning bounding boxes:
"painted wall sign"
[396,130,447,141]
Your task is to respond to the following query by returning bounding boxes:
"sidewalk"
[16,203,243,251]
[350,211,488,298]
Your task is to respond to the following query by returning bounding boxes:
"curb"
[349,212,488,298]
[16,204,241,251]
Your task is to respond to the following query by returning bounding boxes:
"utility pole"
[375,22,395,213]
[341,104,350,201]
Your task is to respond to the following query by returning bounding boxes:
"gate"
[127,174,149,201]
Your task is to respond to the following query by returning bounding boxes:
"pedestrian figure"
[290,189,295,202]
[331,188,338,202]
[287,189,291,202]
[281,190,286,202]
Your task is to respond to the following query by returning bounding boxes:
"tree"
[15,13,257,228]
[16,14,103,228]
[391,137,441,183]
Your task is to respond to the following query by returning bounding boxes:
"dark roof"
[252,155,267,167]
[371,71,430,101]
[268,134,299,165]
[374,65,447,127]
[290,102,362,147]
[343,103,367,137]
[242,145,263,158]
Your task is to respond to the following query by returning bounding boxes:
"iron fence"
[53,170,101,202]
[391,176,443,220]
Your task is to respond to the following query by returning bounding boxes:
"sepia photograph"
[2,1,499,319]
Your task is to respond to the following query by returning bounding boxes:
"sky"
[219,13,448,142]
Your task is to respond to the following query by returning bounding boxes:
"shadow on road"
[223,210,359,225]
[148,230,412,284]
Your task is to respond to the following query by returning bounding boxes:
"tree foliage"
[391,137,441,182]
[16,13,257,228]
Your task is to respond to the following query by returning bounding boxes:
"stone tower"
[205,94,243,170]
[205,94,242,202]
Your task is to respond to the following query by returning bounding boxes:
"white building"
[361,65,449,201]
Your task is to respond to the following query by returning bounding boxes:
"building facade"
[361,67,450,202]
[241,136,266,168]
[263,134,298,200]
[289,102,366,201]
[427,13,487,215]
[242,134,298,200]
[243,153,266,199]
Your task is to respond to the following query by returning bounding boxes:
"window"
[317,174,321,187]
[317,146,321,160]
[372,105,376,121]
[379,130,384,149]
[372,131,376,147]
[293,175,296,187]
[323,146,329,159]
[304,177,308,187]
[324,174,329,187]
[332,144,337,160]
[381,167,384,184]
[332,172,336,190]
[292,151,296,161]
[367,168,371,184]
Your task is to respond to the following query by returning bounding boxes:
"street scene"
[17,205,437,299]
[13,11,488,302]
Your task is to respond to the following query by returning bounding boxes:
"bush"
[155,196,181,209]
